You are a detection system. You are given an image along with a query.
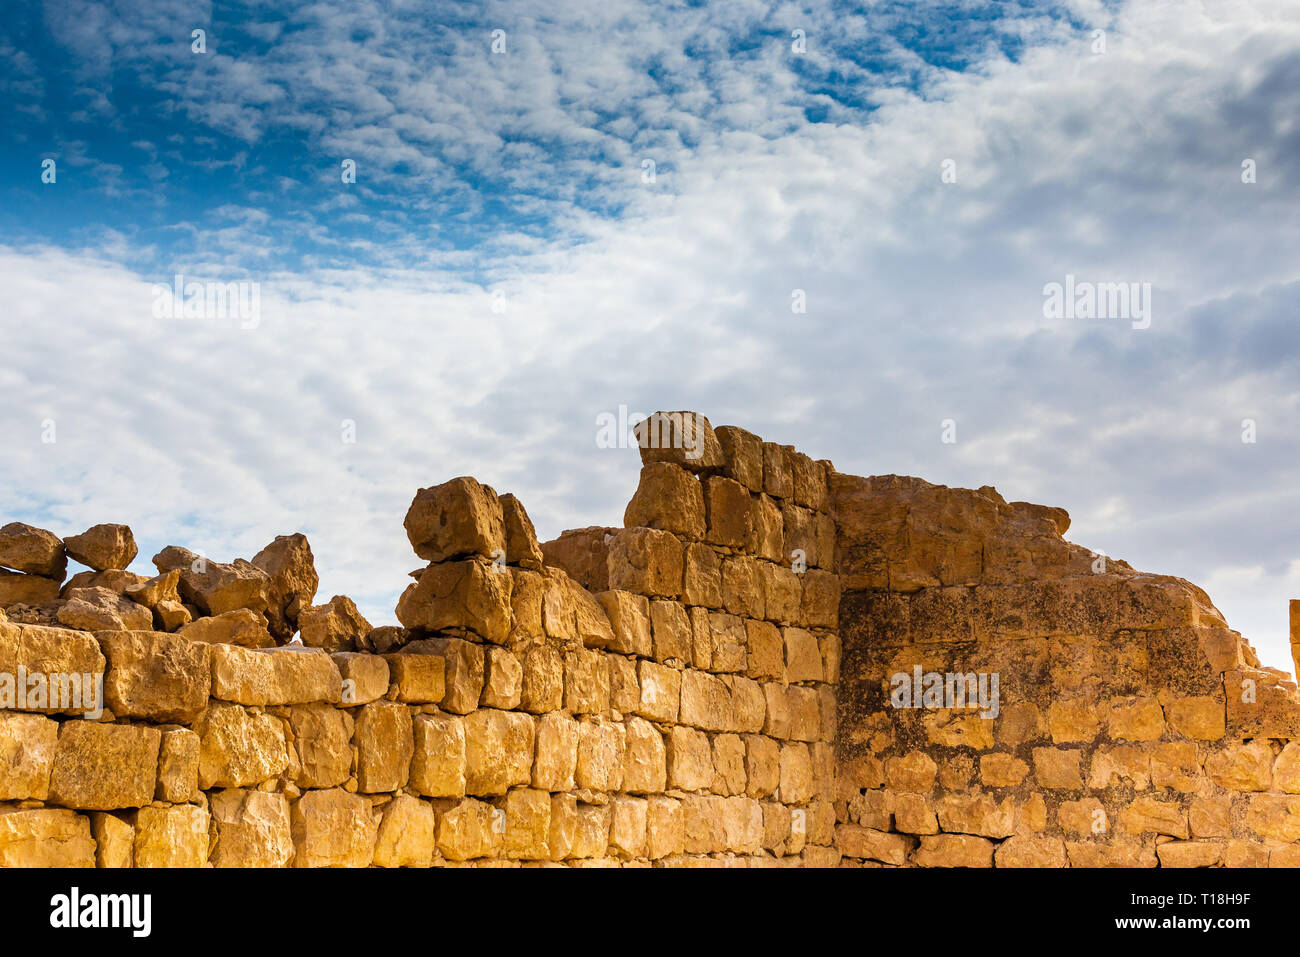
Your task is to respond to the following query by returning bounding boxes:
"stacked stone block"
[832,473,1300,867]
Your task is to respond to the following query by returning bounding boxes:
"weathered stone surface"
[0,522,66,578]
[98,629,211,723]
[373,794,436,867]
[178,608,274,647]
[64,524,137,572]
[607,527,683,598]
[404,476,506,563]
[62,568,145,596]
[333,651,390,705]
[156,726,199,802]
[0,711,58,800]
[251,533,319,641]
[564,645,610,715]
[576,718,625,791]
[196,702,289,789]
[0,808,94,867]
[396,559,512,643]
[836,824,913,865]
[498,492,545,568]
[291,788,378,867]
[531,712,578,791]
[539,527,615,593]
[634,411,725,473]
[622,716,666,794]
[125,568,181,607]
[1205,740,1273,792]
[404,636,485,713]
[90,812,134,868]
[995,836,1067,868]
[133,804,211,867]
[209,789,294,867]
[463,709,534,796]
[624,463,707,539]
[57,586,154,632]
[913,834,994,868]
[286,704,353,789]
[437,797,502,861]
[682,544,722,609]
[596,590,651,656]
[0,623,105,716]
[210,643,342,706]
[48,721,161,810]
[0,568,61,606]
[410,713,467,797]
[382,651,446,704]
[153,545,270,617]
[355,701,414,793]
[298,595,370,653]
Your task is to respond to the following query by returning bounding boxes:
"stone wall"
[832,474,1300,868]
[0,411,840,867]
[0,409,1295,866]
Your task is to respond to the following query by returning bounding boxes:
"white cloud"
[5,0,1300,670]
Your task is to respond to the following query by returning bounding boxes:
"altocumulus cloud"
[1,0,1298,665]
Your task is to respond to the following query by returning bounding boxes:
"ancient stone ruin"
[1,410,1297,867]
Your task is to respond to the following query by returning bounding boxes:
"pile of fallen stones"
[0,522,372,651]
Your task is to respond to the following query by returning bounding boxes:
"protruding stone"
[633,411,725,472]
[64,524,137,571]
[153,545,271,617]
[499,493,545,567]
[0,522,66,579]
[178,608,275,647]
[298,594,371,652]
[56,586,154,632]
[395,559,512,643]
[403,476,506,563]
[251,533,319,641]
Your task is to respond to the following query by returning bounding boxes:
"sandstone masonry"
[0,411,1294,867]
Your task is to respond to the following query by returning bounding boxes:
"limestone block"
[98,629,210,723]
[383,652,446,704]
[0,808,94,867]
[373,794,436,867]
[623,463,706,540]
[0,711,58,800]
[333,652,390,705]
[209,789,294,867]
[134,804,210,868]
[196,702,289,789]
[291,788,378,867]
[412,713,467,798]
[355,701,414,793]
[463,709,534,796]
[48,720,161,810]
[403,476,506,563]
[395,560,512,643]
[210,643,342,706]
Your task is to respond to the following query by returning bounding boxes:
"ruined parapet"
[832,472,1300,868]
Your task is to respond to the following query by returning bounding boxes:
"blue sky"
[3,0,1300,668]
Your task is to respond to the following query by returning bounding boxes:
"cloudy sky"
[2,0,1298,668]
